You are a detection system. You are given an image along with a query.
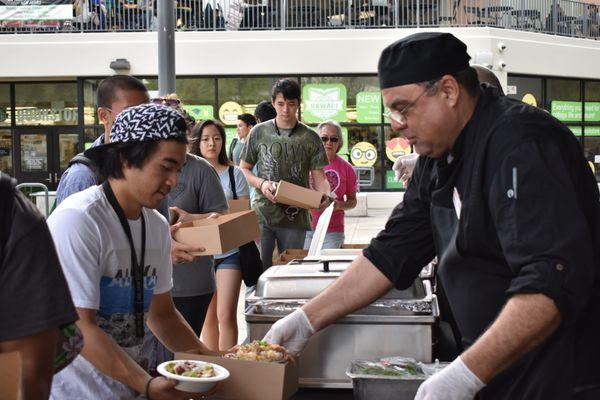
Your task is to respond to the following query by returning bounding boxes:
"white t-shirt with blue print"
[47,185,172,399]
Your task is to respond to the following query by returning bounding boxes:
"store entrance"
[14,127,80,190]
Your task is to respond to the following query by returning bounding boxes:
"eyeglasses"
[383,81,438,125]
[151,98,181,107]
[321,136,339,143]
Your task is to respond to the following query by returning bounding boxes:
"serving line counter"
[245,258,439,389]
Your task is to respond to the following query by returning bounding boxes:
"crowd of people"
[2,32,600,400]
[0,75,357,399]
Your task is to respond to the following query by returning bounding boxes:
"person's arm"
[0,329,59,400]
[334,192,356,211]
[303,255,392,330]
[75,308,151,394]
[463,294,561,382]
[240,159,277,203]
[146,292,209,353]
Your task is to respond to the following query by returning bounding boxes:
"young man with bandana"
[48,104,214,400]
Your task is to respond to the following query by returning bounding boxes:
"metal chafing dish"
[245,259,439,389]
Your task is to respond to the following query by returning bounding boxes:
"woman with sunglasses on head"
[190,120,249,351]
[304,120,358,250]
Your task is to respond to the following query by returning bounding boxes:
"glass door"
[15,129,52,187]
[15,127,80,190]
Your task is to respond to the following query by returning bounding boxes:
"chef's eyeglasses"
[321,136,339,143]
[383,80,439,125]
[151,98,181,107]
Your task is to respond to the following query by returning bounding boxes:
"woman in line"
[191,119,250,350]
[305,120,357,249]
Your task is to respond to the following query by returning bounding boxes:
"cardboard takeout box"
[228,198,251,213]
[173,211,260,256]
[0,352,22,400]
[274,180,322,209]
[175,350,298,400]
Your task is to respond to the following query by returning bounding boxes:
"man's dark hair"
[472,65,505,96]
[98,137,187,180]
[190,119,230,166]
[271,78,301,102]
[237,113,257,127]
[254,100,276,122]
[97,75,148,109]
[420,67,480,98]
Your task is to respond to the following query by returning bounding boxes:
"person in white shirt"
[48,103,214,400]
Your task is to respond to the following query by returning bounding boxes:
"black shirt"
[0,188,78,341]
[364,86,600,399]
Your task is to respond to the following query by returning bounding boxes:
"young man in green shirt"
[240,78,331,269]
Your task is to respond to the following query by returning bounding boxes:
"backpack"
[0,172,16,263]
[68,152,100,183]
[48,152,100,216]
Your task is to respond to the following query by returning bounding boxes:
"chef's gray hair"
[317,120,343,153]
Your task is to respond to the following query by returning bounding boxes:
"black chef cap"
[378,32,471,89]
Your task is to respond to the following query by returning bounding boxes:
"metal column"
[158,0,176,95]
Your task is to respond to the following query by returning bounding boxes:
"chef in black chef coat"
[264,32,600,400]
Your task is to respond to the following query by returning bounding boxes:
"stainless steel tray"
[246,280,438,388]
[253,262,427,300]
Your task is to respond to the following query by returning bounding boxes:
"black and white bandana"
[85,103,187,159]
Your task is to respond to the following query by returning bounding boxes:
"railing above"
[0,0,598,40]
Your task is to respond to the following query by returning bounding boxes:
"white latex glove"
[263,308,315,356]
[392,153,419,184]
[414,357,485,400]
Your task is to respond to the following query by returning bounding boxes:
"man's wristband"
[259,179,268,191]
[144,376,157,400]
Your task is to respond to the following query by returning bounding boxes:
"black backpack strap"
[0,172,16,264]
[228,138,238,162]
[68,152,100,183]
[228,166,238,200]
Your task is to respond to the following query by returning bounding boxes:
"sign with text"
[568,126,600,137]
[303,84,347,123]
[551,101,600,122]
[356,92,382,124]
[386,170,404,189]
[183,105,214,121]
[0,0,71,21]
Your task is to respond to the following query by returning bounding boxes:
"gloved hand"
[414,356,485,400]
[263,308,315,356]
[392,153,419,185]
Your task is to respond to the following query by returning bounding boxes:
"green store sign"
[183,105,214,121]
[385,170,404,189]
[551,101,600,122]
[303,84,347,123]
[568,126,600,137]
[356,92,382,124]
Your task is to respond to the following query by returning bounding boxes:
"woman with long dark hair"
[191,119,249,350]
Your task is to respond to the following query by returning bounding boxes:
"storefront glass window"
[383,127,413,190]
[0,84,10,127]
[507,76,542,107]
[217,77,279,127]
[83,79,100,125]
[15,83,78,126]
[583,81,600,180]
[347,125,382,190]
[300,76,380,124]
[0,130,12,173]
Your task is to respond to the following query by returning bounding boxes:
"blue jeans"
[259,224,306,269]
[303,230,345,250]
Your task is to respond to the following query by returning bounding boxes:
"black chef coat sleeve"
[488,139,595,326]
[363,159,436,290]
